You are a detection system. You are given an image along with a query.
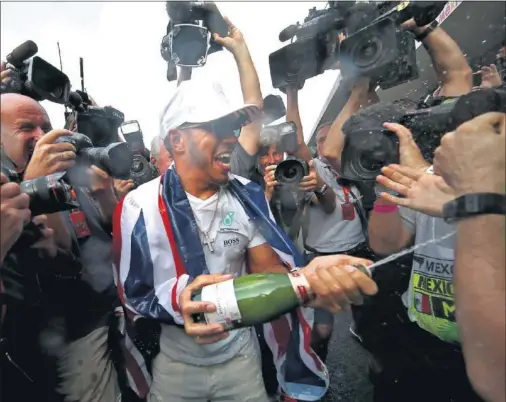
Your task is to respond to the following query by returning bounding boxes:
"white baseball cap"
[159,79,261,139]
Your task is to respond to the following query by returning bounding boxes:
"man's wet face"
[258,144,284,174]
[185,127,238,184]
[0,96,51,169]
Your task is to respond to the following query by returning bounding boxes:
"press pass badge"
[69,209,91,238]
[341,187,356,221]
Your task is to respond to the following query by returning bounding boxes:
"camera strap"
[347,186,369,243]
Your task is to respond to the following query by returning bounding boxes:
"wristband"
[415,20,439,42]
[373,203,399,213]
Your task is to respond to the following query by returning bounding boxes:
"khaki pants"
[148,337,269,402]
[56,326,121,402]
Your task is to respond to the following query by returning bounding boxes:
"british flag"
[112,167,329,401]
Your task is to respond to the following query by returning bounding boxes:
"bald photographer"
[0,81,126,401]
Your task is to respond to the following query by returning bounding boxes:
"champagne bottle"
[191,271,313,331]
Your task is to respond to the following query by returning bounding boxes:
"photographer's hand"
[114,179,134,200]
[264,165,278,202]
[0,61,12,86]
[30,215,57,258]
[376,164,455,217]
[23,129,76,180]
[0,173,31,264]
[383,122,430,173]
[299,160,319,192]
[300,161,336,213]
[89,166,117,224]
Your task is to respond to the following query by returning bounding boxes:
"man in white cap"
[112,20,378,402]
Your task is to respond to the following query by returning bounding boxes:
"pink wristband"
[373,203,399,213]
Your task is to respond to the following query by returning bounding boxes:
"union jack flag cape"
[112,167,329,401]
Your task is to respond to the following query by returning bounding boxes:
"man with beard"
[113,76,379,401]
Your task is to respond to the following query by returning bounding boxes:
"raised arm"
[214,17,263,156]
[321,78,371,173]
[285,86,312,162]
[403,20,472,97]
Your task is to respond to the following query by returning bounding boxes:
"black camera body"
[339,19,418,90]
[269,1,446,90]
[56,132,133,181]
[0,166,76,248]
[120,121,159,188]
[259,121,309,186]
[340,87,506,181]
[20,172,78,217]
[275,156,310,186]
[160,1,228,80]
[1,40,71,104]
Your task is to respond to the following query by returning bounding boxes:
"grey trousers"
[56,326,121,402]
[148,337,269,402]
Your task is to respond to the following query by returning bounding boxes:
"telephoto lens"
[57,133,133,179]
[20,174,77,216]
[80,142,133,180]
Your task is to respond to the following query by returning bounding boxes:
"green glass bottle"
[192,271,313,331]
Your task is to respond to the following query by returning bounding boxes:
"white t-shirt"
[305,158,365,252]
[160,186,268,366]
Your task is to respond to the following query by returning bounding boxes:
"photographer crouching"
[0,91,129,401]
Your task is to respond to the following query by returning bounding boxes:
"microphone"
[6,40,38,67]
[279,25,299,42]
[68,91,84,110]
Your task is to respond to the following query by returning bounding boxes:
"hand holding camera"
[213,17,247,57]
[263,165,278,201]
[23,129,76,181]
[0,173,31,262]
[382,122,429,172]
[1,61,11,86]
[114,179,135,200]
[298,160,319,193]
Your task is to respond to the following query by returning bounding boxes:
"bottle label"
[288,271,312,304]
[201,279,241,331]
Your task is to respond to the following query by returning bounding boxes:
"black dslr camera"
[269,1,446,91]
[0,40,71,103]
[56,132,133,181]
[66,90,126,148]
[20,172,78,217]
[160,1,228,81]
[340,87,506,181]
[260,122,309,186]
[120,121,159,188]
[12,132,132,217]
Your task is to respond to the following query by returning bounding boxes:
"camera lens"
[358,149,387,173]
[132,158,145,173]
[275,158,306,185]
[353,36,383,68]
[341,129,399,181]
